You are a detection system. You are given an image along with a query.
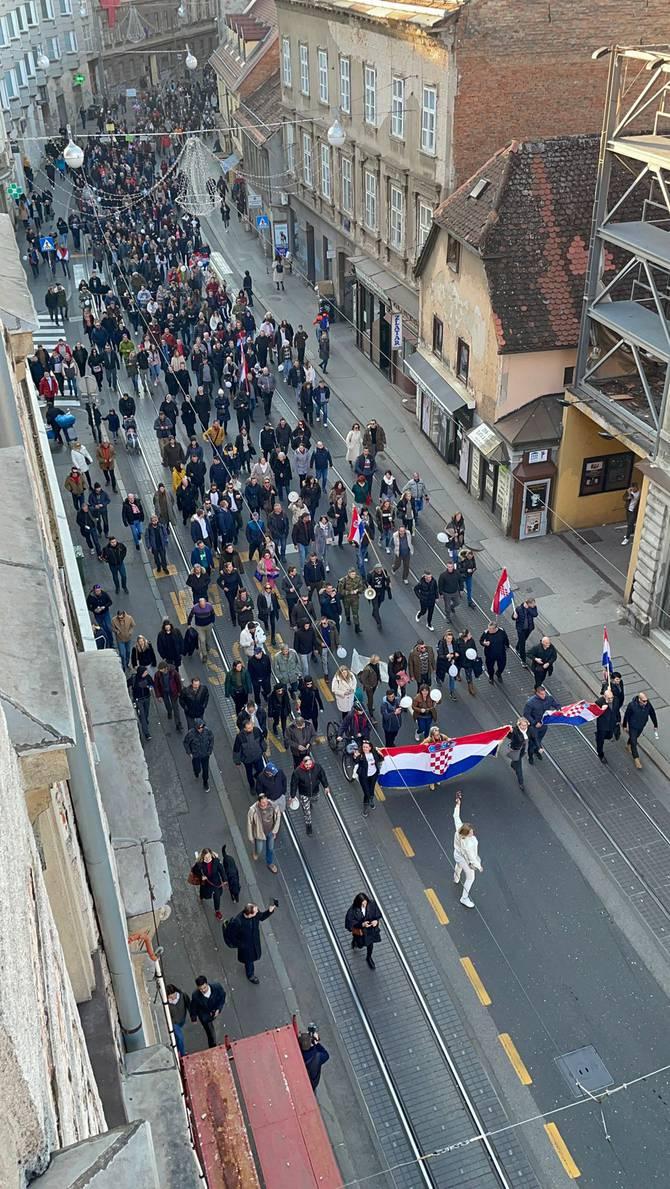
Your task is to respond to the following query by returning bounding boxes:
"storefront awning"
[220,152,240,174]
[468,422,507,463]
[405,351,470,414]
[349,254,419,320]
[0,214,38,331]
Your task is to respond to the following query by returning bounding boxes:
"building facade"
[564,45,670,644]
[98,0,217,92]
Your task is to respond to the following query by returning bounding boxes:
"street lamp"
[63,124,85,169]
[36,50,50,70]
[327,114,345,149]
[185,44,197,70]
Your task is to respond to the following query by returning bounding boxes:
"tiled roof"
[237,71,282,145]
[424,135,602,354]
[228,14,270,38]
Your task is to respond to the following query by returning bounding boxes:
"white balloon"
[465,647,477,661]
[336,646,347,658]
[287,490,299,503]
[430,688,442,703]
[400,695,413,709]
[448,664,458,678]
[436,532,449,544]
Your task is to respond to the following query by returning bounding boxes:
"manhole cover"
[556,1046,614,1098]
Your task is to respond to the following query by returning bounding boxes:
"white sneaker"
[325,565,330,572]
[460,896,475,908]
[415,611,421,622]
[385,547,391,554]
[428,624,435,631]
[403,578,409,584]
[621,537,629,545]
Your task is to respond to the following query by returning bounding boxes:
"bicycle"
[326,720,358,782]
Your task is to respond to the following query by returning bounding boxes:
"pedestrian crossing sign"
[256,214,270,229]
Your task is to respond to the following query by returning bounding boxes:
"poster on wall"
[273,221,289,256]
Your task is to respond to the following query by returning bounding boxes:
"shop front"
[465,423,510,525]
[406,350,473,468]
[350,255,419,387]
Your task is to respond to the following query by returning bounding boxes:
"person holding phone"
[228,901,277,984]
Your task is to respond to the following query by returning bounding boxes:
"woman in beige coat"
[345,422,363,468]
[331,666,357,717]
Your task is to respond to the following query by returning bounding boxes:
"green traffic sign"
[73,72,85,86]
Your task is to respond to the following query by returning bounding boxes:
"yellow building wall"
[553,406,643,531]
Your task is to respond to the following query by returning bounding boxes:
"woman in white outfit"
[331,666,357,717]
[453,792,482,908]
[345,423,363,468]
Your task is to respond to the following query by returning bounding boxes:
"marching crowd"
[26,82,660,1054]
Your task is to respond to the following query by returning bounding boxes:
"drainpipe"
[66,666,147,1052]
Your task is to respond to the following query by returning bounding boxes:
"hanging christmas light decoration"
[175,137,223,217]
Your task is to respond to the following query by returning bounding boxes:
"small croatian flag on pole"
[491,568,514,616]
[602,626,612,676]
[348,505,364,544]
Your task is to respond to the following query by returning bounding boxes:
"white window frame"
[4,69,18,99]
[391,76,405,139]
[40,0,54,19]
[64,29,77,52]
[58,0,71,13]
[0,79,8,109]
[317,48,328,104]
[364,169,377,230]
[282,36,291,87]
[302,131,312,187]
[5,11,18,39]
[299,43,309,97]
[417,200,432,250]
[339,56,350,114]
[0,18,8,47]
[364,64,376,126]
[320,142,331,199]
[421,85,437,155]
[48,34,60,59]
[16,58,28,87]
[24,1,38,26]
[341,155,352,213]
[285,123,295,174]
[24,49,35,78]
[16,6,27,33]
[389,183,404,250]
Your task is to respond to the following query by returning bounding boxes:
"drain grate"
[556,1045,614,1099]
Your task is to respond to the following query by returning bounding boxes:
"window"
[302,131,312,187]
[389,183,404,250]
[421,85,437,154]
[281,36,292,87]
[432,316,443,359]
[417,201,432,250]
[563,365,574,386]
[341,156,352,212]
[317,48,328,103]
[64,29,77,52]
[391,76,404,139]
[4,69,18,99]
[364,64,376,125]
[364,169,377,230]
[39,0,53,18]
[320,142,331,199]
[446,234,460,273]
[0,18,8,46]
[339,56,350,114]
[456,337,470,384]
[0,79,7,109]
[58,0,71,13]
[24,1,38,25]
[48,34,60,59]
[16,59,28,87]
[24,50,35,77]
[5,11,18,38]
[299,43,309,96]
[579,452,633,497]
[16,6,27,32]
[285,123,295,173]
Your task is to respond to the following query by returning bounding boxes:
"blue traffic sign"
[256,214,270,229]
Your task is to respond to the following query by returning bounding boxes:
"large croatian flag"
[378,726,510,790]
[542,700,605,727]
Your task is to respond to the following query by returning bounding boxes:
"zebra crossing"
[33,312,68,353]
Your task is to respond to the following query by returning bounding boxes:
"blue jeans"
[463,575,473,604]
[96,610,113,647]
[109,561,128,593]
[130,521,142,546]
[298,543,309,567]
[173,1022,185,1057]
[254,834,275,866]
[381,529,392,550]
[321,401,329,426]
[245,959,256,979]
[416,715,432,739]
[117,639,132,669]
[316,468,328,491]
[357,545,368,577]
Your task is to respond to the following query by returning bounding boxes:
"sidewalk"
[205,210,670,772]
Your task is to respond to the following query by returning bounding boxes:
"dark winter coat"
[191,856,226,900]
[290,761,328,800]
[345,898,382,947]
[232,908,272,964]
[623,697,658,733]
[189,981,226,1022]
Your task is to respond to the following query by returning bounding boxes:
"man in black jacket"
[512,597,537,665]
[166,984,190,1056]
[414,571,438,631]
[528,635,557,688]
[179,677,209,729]
[623,692,659,770]
[438,562,460,619]
[229,902,277,984]
[595,689,616,764]
[232,719,266,790]
[182,719,214,790]
[189,974,225,1047]
[480,622,510,683]
[290,755,331,835]
[522,685,559,763]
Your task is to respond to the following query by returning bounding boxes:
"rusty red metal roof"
[182,1047,260,1189]
[230,1026,343,1189]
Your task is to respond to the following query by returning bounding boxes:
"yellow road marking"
[544,1123,580,1179]
[318,677,334,702]
[374,786,386,802]
[212,599,223,617]
[232,641,241,661]
[238,549,249,562]
[393,827,415,858]
[499,1034,532,1085]
[268,732,286,753]
[424,888,449,925]
[276,593,290,619]
[206,659,227,687]
[153,563,177,578]
[460,957,491,1006]
[169,590,187,624]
